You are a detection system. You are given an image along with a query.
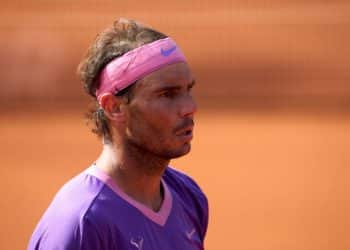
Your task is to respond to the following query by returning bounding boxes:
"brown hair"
[77,18,167,142]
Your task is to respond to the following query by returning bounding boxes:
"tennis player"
[28,18,208,250]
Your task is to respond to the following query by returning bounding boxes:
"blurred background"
[1,1,350,249]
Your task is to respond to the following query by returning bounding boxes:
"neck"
[95,142,170,211]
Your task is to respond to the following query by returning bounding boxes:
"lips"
[175,118,194,133]
[175,123,194,142]
[176,125,194,136]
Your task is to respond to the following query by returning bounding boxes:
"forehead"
[136,62,194,91]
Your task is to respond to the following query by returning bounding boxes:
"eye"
[160,90,178,98]
[187,81,195,92]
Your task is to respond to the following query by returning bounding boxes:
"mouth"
[176,126,194,142]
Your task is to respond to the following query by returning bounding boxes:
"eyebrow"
[154,80,196,92]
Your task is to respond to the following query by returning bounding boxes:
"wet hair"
[77,18,167,142]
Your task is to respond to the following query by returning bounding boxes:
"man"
[28,18,208,250]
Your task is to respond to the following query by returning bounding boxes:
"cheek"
[127,107,167,137]
[143,114,174,139]
[150,111,172,126]
[142,102,176,127]
[127,98,180,138]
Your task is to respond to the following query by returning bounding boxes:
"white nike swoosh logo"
[130,237,144,249]
[186,228,196,239]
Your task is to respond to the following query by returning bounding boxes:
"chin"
[165,143,191,159]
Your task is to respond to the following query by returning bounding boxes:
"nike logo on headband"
[160,46,177,56]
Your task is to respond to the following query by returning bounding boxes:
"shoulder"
[163,167,206,199]
[163,167,209,238]
[28,170,112,250]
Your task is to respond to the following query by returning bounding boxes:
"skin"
[95,62,197,211]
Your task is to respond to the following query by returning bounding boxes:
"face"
[122,62,197,160]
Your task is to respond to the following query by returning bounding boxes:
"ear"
[99,93,126,122]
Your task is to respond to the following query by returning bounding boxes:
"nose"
[179,93,197,118]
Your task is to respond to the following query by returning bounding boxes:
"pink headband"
[96,37,187,101]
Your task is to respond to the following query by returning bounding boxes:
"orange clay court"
[1,109,350,250]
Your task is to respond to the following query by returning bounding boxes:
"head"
[78,18,197,160]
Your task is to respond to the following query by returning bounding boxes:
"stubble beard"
[124,135,190,175]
